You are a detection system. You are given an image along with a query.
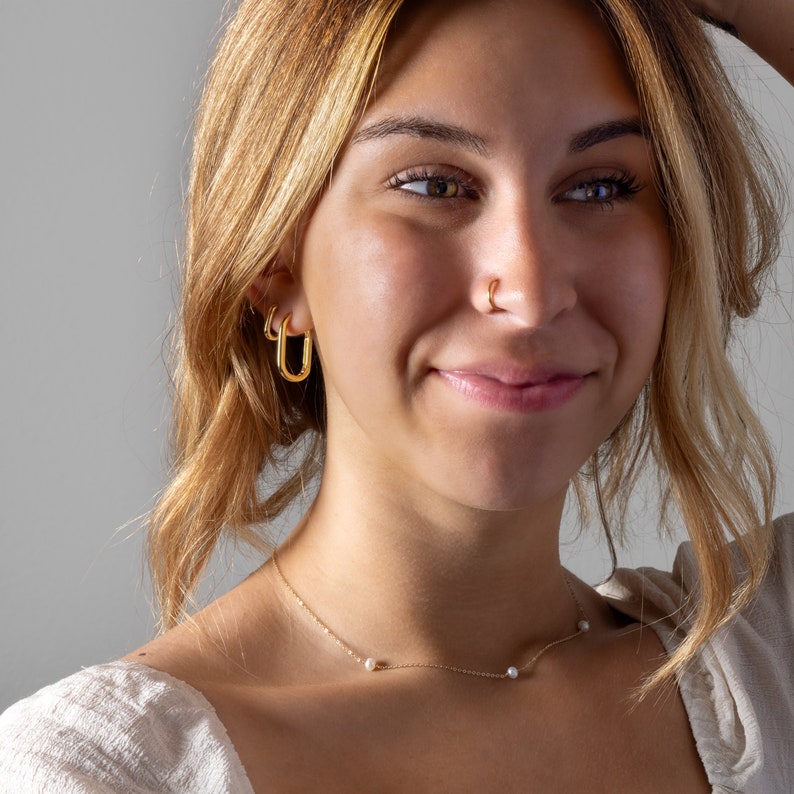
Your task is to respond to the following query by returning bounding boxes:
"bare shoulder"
[121,563,290,691]
[121,563,333,792]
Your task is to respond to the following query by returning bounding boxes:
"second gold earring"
[264,304,279,341]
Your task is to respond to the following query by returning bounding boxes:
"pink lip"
[435,364,587,413]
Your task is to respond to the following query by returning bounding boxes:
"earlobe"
[249,262,314,384]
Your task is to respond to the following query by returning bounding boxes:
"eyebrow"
[351,115,489,156]
[568,117,646,153]
[351,114,646,157]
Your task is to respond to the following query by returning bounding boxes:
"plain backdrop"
[1,3,793,711]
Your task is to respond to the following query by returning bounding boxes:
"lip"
[434,364,588,413]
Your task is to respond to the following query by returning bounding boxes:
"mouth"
[434,366,588,413]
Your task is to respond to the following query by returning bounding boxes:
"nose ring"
[488,279,502,312]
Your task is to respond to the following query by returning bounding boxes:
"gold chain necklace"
[272,552,590,680]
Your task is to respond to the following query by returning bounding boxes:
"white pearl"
[364,658,377,671]
[506,666,519,679]
[578,620,590,633]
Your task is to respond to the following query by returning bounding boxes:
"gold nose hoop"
[488,279,501,312]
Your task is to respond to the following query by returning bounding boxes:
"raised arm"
[686,0,794,84]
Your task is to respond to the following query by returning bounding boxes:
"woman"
[1,0,792,791]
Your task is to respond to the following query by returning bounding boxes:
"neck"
[274,460,584,674]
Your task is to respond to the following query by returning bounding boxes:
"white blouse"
[1,514,792,793]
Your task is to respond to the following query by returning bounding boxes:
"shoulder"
[760,512,794,627]
[0,661,253,793]
[598,513,794,793]
[598,513,794,642]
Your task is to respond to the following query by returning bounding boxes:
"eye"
[387,167,478,200]
[557,172,642,207]
[567,182,619,202]
[400,177,460,198]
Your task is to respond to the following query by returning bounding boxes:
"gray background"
[1,3,792,711]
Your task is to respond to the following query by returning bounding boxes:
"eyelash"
[556,171,643,208]
[387,167,480,200]
[387,167,644,208]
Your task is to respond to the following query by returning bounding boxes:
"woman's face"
[293,0,670,511]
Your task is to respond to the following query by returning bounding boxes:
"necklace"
[272,552,590,681]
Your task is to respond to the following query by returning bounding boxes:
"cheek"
[586,224,670,370]
[301,209,465,358]
[298,210,448,397]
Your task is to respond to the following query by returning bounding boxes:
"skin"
[259,0,670,671]
[123,0,793,788]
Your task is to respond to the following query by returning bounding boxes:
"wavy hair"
[148,0,782,691]
[584,0,781,691]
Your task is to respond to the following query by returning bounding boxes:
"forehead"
[361,0,638,148]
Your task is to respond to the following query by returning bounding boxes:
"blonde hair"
[149,0,405,624]
[586,0,781,690]
[149,0,782,689]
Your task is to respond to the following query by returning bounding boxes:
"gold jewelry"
[488,279,501,312]
[264,304,279,341]
[272,552,590,680]
[276,313,312,382]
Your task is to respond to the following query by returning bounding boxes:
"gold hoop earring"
[264,304,279,341]
[276,313,312,383]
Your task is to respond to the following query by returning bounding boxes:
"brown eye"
[425,178,459,198]
[397,176,462,198]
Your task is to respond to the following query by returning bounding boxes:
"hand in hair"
[682,0,794,84]
[681,0,741,36]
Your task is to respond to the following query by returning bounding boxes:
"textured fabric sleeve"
[722,512,794,788]
[598,513,794,794]
[0,662,254,794]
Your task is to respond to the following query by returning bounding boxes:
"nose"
[475,206,577,328]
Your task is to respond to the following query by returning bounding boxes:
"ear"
[247,258,313,335]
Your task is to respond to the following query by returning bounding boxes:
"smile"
[435,367,587,413]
